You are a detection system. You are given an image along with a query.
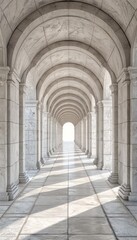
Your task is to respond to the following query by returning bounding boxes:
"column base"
[19,172,30,184]
[40,157,45,165]
[85,150,89,155]
[93,158,98,166]
[97,162,103,170]
[128,192,137,201]
[0,192,9,201]
[36,161,41,170]
[108,172,118,184]
[118,184,131,200]
[88,153,91,158]
[7,183,19,200]
[50,150,53,155]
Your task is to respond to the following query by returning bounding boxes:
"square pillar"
[88,112,92,158]
[41,110,48,161]
[96,101,103,170]
[19,83,29,183]
[0,67,9,200]
[118,69,131,200]
[128,68,137,201]
[91,109,97,158]
[7,70,20,200]
[82,117,86,152]
[37,102,42,169]
[108,83,118,184]
[102,100,112,170]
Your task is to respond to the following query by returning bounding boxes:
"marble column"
[52,117,56,152]
[56,121,59,149]
[128,67,137,201]
[50,116,53,154]
[19,83,29,183]
[78,122,80,147]
[47,112,50,156]
[118,69,131,200]
[97,101,103,170]
[88,112,92,158]
[91,108,96,158]
[93,105,98,165]
[7,70,20,200]
[37,102,42,170]
[82,117,87,152]
[75,124,77,145]
[0,67,10,200]
[80,120,83,150]
[41,111,48,161]
[108,83,118,184]
[25,100,38,170]
[102,100,112,170]
[86,116,89,155]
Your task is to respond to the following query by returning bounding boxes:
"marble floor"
[0,143,137,239]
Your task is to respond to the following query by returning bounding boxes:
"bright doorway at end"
[63,122,74,142]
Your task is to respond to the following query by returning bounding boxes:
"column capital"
[37,101,43,111]
[110,83,118,94]
[0,66,10,86]
[101,100,112,109]
[97,101,103,108]
[19,83,27,95]
[117,68,130,84]
[117,67,137,85]
[87,111,92,116]
[128,67,137,81]
[8,69,20,83]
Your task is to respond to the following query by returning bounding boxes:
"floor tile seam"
[79,150,119,240]
[55,149,69,237]
[97,169,137,223]
[15,153,60,239]
[44,151,62,186]
[0,172,42,219]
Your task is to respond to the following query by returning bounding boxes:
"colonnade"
[1,68,137,203]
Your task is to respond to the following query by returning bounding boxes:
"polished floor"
[0,143,137,239]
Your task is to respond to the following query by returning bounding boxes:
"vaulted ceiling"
[1,0,136,125]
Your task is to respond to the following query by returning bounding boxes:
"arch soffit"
[49,98,88,114]
[22,41,116,84]
[52,101,86,118]
[8,2,130,77]
[55,109,83,123]
[56,108,81,121]
[48,93,90,114]
[37,64,103,101]
[43,86,92,113]
[42,76,95,104]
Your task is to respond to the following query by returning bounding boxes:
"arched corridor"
[1,0,137,237]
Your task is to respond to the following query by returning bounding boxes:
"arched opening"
[63,122,74,142]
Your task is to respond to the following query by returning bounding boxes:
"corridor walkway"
[0,143,137,239]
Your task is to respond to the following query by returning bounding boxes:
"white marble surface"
[0,143,137,239]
